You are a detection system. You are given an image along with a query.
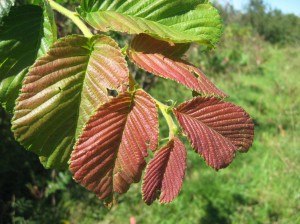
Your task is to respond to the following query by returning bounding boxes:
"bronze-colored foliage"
[128,34,227,98]
[174,96,254,170]
[70,90,158,203]
[0,0,255,205]
[142,138,186,204]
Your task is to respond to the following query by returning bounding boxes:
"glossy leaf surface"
[128,34,227,97]
[12,35,128,169]
[174,97,254,170]
[0,4,56,113]
[79,0,222,46]
[70,90,158,202]
[142,138,186,204]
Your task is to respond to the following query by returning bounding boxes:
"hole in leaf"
[145,140,151,146]
[192,90,201,97]
[107,88,118,97]
[191,70,199,78]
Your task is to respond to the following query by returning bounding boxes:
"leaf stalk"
[154,99,178,140]
[47,0,93,38]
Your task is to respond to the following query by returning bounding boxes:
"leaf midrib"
[74,37,94,138]
[91,10,190,28]
[110,94,135,194]
[177,110,237,149]
[85,9,216,39]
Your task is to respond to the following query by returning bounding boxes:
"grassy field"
[45,45,299,224]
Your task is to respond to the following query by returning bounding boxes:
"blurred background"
[1,0,299,223]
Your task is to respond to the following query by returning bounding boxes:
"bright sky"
[217,0,300,16]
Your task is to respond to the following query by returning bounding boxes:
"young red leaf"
[70,90,158,202]
[174,97,254,170]
[142,138,186,205]
[128,34,227,98]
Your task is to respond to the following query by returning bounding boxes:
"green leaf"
[12,35,129,169]
[0,4,57,113]
[79,0,222,46]
[0,0,14,20]
[38,0,58,57]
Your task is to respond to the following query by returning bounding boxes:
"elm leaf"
[70,90,158,203]
[128,34,227,97]
[174,97,254,170]
[142,137,186,205]
[79,0,222,46]
[12,35,129,169]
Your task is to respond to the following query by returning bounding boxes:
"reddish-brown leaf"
[128,34,227,97]
[70,90,158,202]
[174,97,254,170]
[142,138,186,205]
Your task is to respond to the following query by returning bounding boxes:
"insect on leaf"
[142,137,186,205]
[12,35,128,169]
[70,90,159,203]
[128,34,227,98]
[174,96,254,170]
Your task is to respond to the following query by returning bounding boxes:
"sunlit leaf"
[142,137,186,205]
[79,0,222,46]
[70,90,158,202]
[0,4,57,113]
[12,35,129,169]
[38,0,57,57]
[174,97,254,170]
[0,0,14,19]
[128,34,227,97]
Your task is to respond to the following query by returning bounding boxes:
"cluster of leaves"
[0,0,254,205]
